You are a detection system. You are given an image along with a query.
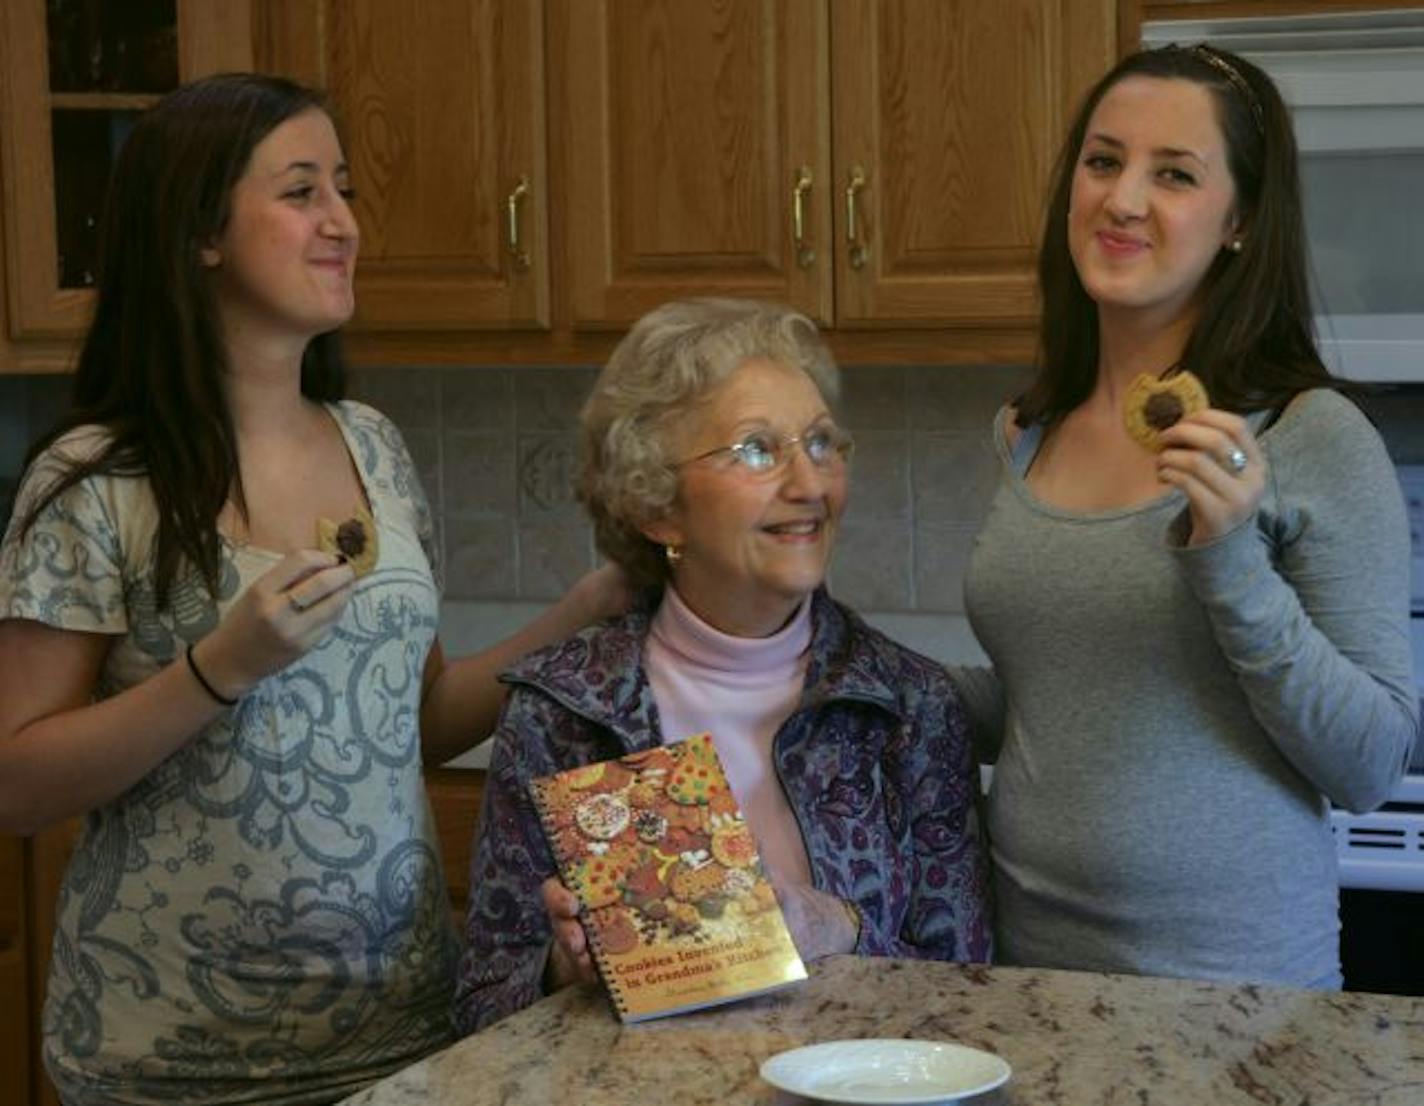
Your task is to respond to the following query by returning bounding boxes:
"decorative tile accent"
[830,521,912,611]
[443,432,517,515]
[443,514,516,599]
[517,521,594,600]
[517,434,583,518]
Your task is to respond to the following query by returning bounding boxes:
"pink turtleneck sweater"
[645,586,814,886]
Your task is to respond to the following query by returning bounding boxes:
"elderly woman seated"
[454,298,991,1033]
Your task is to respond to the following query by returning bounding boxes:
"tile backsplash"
[7,368,1424,615]
[341,363,1033,613]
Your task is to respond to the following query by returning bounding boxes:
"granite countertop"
[341,956,1423,1105]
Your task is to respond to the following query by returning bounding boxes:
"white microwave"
[1142,11,1424,383]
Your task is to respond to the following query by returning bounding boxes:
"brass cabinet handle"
[845,165,868,270]
[792,165,815,268]
[506,177,531,270]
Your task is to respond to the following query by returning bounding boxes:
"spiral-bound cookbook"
[530,733,807,1022]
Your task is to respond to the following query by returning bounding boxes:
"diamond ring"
[1224,446,1248,474]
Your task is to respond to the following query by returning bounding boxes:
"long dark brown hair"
[1018,44,1336,428]
[18,73,347,608]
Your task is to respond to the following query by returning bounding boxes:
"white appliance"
[1142,11,1424,383]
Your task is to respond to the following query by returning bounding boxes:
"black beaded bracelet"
[186,643,238,707]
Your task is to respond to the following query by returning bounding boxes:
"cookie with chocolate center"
[317,504,379,577]
[1123,370,1209,452]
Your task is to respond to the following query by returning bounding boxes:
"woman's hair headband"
[1165,43,1266,136]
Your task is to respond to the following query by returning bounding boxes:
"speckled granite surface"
[340,956,1424,1105]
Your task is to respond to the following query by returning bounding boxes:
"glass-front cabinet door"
[0,1,255,338]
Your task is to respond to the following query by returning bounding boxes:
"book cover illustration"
[530,732,808,1022]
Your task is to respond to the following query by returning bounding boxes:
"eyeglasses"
[678,422,855,478]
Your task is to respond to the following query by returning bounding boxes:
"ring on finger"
[288,591,308,614]
[1222,446,1248,475]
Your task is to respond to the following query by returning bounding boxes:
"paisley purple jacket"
[453,589,992,1034]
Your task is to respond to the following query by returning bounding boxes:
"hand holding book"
[542,877,598,990]
[766,874,861,961]
[530,733,808,1022]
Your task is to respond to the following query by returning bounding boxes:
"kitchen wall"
[7,366,1424,618]
[341,362,1033,616]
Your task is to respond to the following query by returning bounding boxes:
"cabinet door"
[311,0,549,330]
[424,768,485,928]
[0,836,31,1106]
[831,0,1116,325]
[26,819,81,1106]
[0,0,254,339]
[558,0,832,327]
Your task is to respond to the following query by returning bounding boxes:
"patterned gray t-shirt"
[0,401,457,1105]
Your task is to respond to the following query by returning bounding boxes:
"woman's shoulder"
[15,424,119,504]
[35,423,113,468]
[1264,387,1385,460]
[328,399,425,494]
[1260,389,1398,516]
[331,398,402,441]
[506,608,648,690]
[1270,387,1367,432]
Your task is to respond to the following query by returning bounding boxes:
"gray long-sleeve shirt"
[957,388,1418,988]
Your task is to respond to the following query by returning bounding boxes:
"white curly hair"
[578,297,840,589]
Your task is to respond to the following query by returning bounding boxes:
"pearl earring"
[1228,238,1244,253]
[665,545,683,568]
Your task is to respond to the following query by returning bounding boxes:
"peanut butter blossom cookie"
[1123,370,1209,452]
[317,504,379,576]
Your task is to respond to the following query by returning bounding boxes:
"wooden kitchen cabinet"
[0,0,1130,370]
[269,0,550,331]
[425,767,487,928]
[5,819,81,1106]
[556,0,833,326]
[831,0,1115,327]
[303,0,1119,353]
[559,0,1115,331]
[0,1,257,346]
[1,835,34,1106]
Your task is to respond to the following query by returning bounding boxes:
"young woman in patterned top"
[0,73,621,1105]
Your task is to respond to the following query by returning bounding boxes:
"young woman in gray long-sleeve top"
[954,44,1418,989]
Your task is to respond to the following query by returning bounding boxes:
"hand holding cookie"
[191,549,355,703]
[1123,370,1209,452]
[317,505,379,577]
[1154,406,1265,545]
